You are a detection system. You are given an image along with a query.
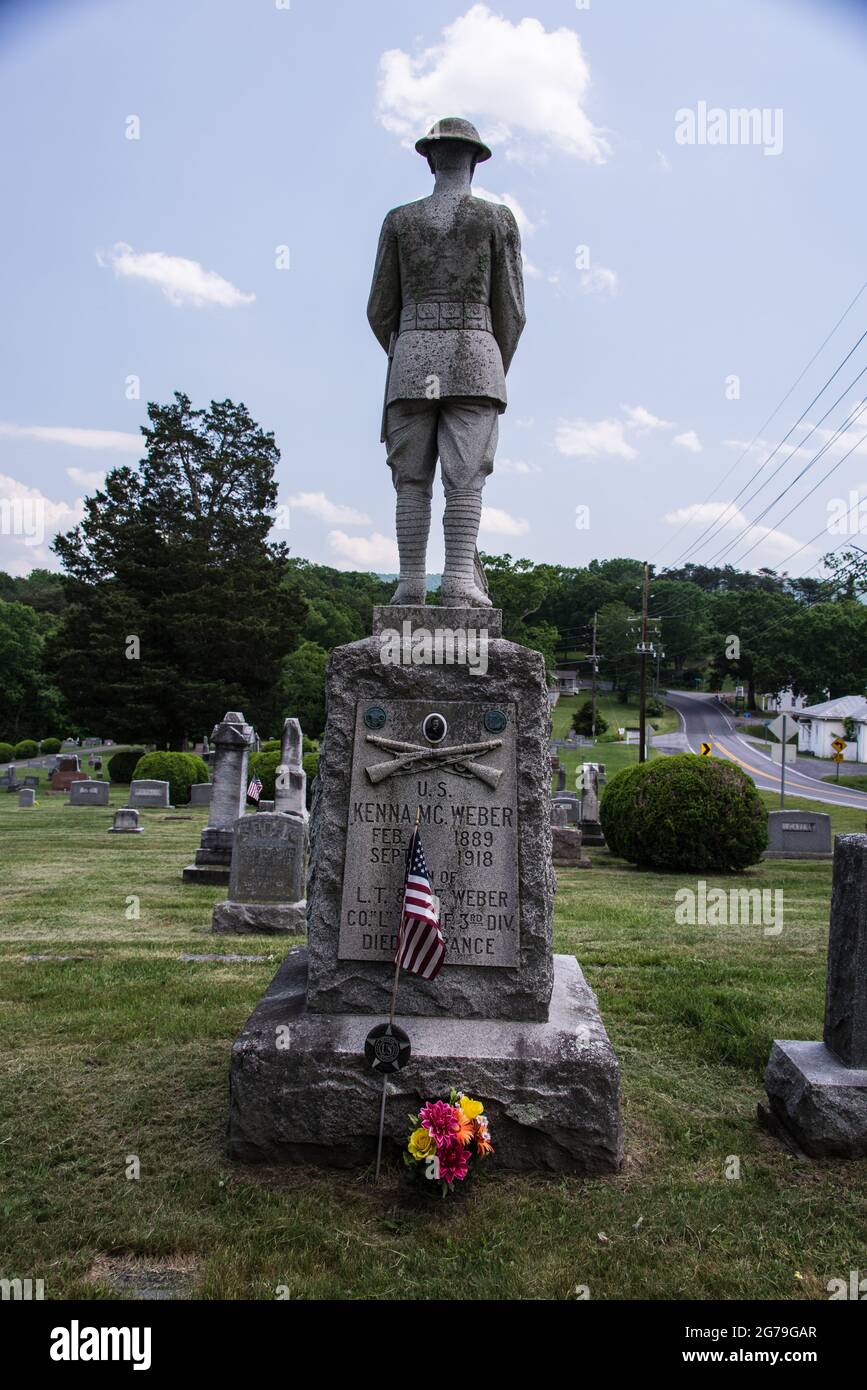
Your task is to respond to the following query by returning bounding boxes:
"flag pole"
[375,805,421,1182]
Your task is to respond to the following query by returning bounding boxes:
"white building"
[795,695,867,761]
[761,687,810,714]
[554,666,580,695]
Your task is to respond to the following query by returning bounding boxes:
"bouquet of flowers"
[404,1089,494,1196]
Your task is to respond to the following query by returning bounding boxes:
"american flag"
[395,826,446,980]
[247,774,263,804]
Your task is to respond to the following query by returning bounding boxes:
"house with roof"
[794,694,867,761]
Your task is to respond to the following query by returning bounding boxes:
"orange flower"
[474,1118,494,1157]
[453,1108,474,1146]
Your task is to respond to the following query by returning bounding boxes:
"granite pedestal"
[228,949,621,1172]
[227,609,622,1173]
[183,712,254,885]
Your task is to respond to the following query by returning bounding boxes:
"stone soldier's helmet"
[415,116,492,163]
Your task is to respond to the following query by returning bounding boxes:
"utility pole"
[638,563,650,763]
[591,611,598,741]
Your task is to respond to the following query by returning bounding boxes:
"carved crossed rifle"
[364,735,503,789]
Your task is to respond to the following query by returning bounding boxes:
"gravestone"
[764,810,833,860]
[257,799,275,813]
[189,783,212,807]
[556,767,566,792]
[68,779,110,807]
[18,788,36,808]
[108,808,142,834]
[551,804,591,869]
[183,712,255,884]
[274,717,307,819]
[553,792,579,824]
[22,775,39,789]
[579,764,605,847]
[762,834,867,1156]
[50,754,87,794]
[128,779,172,810]
[212,813,307,936]
[228,610,621,1172]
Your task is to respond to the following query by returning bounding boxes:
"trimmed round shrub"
[258,739,281,754]
[40,737,62,755]
[108,749,147,784]
[600,753,767,872]
[247,750,279,800]
[131,751,209,806]
[302,748,319,808]
[14,739,38,759]
[0,741,14,763]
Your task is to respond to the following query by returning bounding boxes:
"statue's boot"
[441,489,492,607]
[390,487,430,604]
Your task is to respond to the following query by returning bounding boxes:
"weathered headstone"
[189,783,212,807]
[762,833,867,1156]
[68,779,110,807]
[128,779,172,810]
[212,813,307,935]
[764,809,833,860]
[274,717,307,819]
[228,612,621,1172]
[551,804,591,868]
[556,767,566,792]
[257,799,275,813]
[579,763,605,846]
[50,754,87,794]
[18,788,36,808]
[183,712,255,884]
[108,807,142,834]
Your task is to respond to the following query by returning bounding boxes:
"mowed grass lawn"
[1,771,866,1301]
[550,692,680,789]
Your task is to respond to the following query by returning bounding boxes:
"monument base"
[580,821,605,847]
[762,1040,867,1158]
[212,900,307,935]
[762,850,834,861]
[227,949,622,1174]
[183,826,233,885]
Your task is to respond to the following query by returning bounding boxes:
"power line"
[650,277,867,563]
[667,324,867,568]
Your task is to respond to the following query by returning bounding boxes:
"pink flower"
[419,1100,459,1151]
[437,1139,470,1184]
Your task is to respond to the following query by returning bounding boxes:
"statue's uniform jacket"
[367,193,526,409]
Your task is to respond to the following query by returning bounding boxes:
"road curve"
[662,690,867,814]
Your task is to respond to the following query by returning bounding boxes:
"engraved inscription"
[338,700,519,967]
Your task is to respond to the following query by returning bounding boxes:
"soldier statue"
[367,116,526,609]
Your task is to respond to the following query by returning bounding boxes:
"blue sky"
[1,0,866,579]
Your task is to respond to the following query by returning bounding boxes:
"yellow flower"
[408,1127,436,1161]
[459,1095,484,1121]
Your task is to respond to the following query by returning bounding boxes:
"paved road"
[663,690,867,813]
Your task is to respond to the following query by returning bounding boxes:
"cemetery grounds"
[1,721,865,1301]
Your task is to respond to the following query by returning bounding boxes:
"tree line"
[1,393,864,746]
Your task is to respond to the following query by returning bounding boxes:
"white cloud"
[287,491,371,525]
[555,418,637,460]
[497,457,541,475]
[97,242,255,308]
[480,506,529,536]
[0,422,140,451]
[327,530,400,570]
[621,404,674,433]
[673,430,703,453]
[662,499,811,565]
[66,466,106,489]
[377,5,610,163]
[578,265,618,296]
[0,473,84,573]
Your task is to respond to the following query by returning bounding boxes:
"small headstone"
[552,822,591,869]
[257,799,275,813]
[22,775,39,789]
[18,788,36,808]
[69,779,110,807]
[108,807,142,834]
[763,834,867,1156]
[128,779,172,810]
[189,783,213,807]
[212,812,307,936]
[764,810,833,859]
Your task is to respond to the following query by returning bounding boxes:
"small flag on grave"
[246,773,263,804]
[395,825,446,980]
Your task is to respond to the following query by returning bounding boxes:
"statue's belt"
[399,301,493,334]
